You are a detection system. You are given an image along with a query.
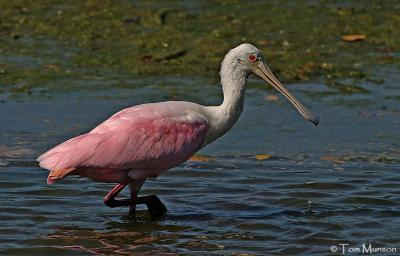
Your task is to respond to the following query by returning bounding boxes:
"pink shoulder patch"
[38,102,210,181]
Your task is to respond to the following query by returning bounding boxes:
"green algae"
[327,81,369,94]
[0,0,399,94]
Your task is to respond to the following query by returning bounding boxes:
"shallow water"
[0,70,399,255]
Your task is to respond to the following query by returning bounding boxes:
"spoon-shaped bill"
[254,61,319,126]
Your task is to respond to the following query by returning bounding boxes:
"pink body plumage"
[38,101,209,184]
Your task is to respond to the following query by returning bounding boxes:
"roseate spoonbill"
[38,44,319,219]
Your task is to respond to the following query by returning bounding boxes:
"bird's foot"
[127,205,137,220]
[142,195,168,220]
[104,184,167,220]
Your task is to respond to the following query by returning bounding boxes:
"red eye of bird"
[249,54,257,62]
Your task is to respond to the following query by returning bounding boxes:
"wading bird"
[38,44,319,219]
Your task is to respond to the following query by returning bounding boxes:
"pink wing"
[38,102,209,179]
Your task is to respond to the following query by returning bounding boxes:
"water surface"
[0,71,399,255]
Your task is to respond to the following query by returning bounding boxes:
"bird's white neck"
[203,57,248,145]
[220,60,247,119]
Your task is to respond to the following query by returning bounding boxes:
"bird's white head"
[221,43,319,126]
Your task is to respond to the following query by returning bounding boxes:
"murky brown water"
[0,72,399,255]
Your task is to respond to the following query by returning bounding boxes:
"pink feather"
[38,102,209,183]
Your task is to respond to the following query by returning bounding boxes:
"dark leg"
[103,178,167,219]
[128,181,141,217]
[128,191,137,218]
[103,178,132,208]
[138,195,168,220]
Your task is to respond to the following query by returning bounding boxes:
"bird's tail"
[37,133,97,184]
[46,168,75,184]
